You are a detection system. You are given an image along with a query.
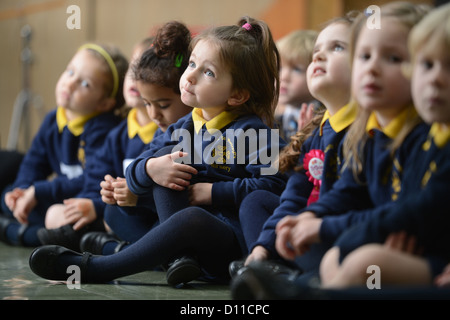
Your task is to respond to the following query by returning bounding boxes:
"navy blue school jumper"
[0,107,121,246]
[335,123,450,277]
[248,103,357,257]
[304,108,430,245]
[126,108,288,255]
[79,108,160,220]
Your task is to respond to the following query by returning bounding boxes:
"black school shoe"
[166,255,203,287]
[80,231,128,255]
[29,245,95,282]
[37,225,87,252]
[229,258,302,278]
[230,260,312,300]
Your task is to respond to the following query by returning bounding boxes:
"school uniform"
[0,107,121,246]
[3,107,120,207]
[335,123,450,277]
[306,108,430,244]
[250,103,357,256]
[79,108,160,217]
[126,108,288,254]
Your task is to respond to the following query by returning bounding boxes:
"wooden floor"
[0,241,231,300]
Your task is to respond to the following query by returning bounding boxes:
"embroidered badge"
[303,149,325,205]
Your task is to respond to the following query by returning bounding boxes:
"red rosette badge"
[303,149,325,205]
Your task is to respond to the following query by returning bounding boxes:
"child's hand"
[435,264,450,287]
[13,186,37,224]
[245,246,270,265]
[112,177,138,207]
[384,231,423,255]
[275,211,319,260]
[297,102,315,131]
[146,151,198,191]
[188,183,212,206]
[63,198,96,230]
[100,174,117,205]
[4,188,25,211]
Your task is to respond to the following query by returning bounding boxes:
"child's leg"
[238,190,279,251]
[104,205,158,243]
[32,206,242,282]
[151,145,190,222]
[321,244,433,288]
[45,204,69,229]
[0,189,46,247]
[152,184,189,222]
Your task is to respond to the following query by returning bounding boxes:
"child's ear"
[98,97,116,112]
[228,89,250,107]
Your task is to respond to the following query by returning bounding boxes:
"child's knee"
[45,204,66,229]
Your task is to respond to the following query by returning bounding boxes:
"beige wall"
[0,0,433,152]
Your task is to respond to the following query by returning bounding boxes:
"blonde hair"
[343,2,430,180]
[278,11,358,173]
[191,16,280,128]
[277,30,318,66]
[408,2,450,65]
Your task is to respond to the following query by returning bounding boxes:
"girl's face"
[55,49,112,117]
[352,18,411,121]
[412,42,450,125]
[179,39,234,120]
[123,47,146,109]
[307,22,351,112]
[137,81,191,132]
[279,58,313,106]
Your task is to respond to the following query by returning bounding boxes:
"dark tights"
[61,206,242,282]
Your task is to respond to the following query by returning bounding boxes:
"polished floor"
[0,242,231,300]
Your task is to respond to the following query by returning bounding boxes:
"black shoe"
[37,225,86,252]
[230,259,301,279]
[229,259,245,278]
[230,261,307,300]
[80,232,128,254]
[166,255,203,287]
[29,245,93,282]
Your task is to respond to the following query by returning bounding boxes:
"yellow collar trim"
[56,107,101,136]
[320,103,357,136]
[366,107,416,139]
[429,123,450,148]
[192,108,238,134]
[127,108,159,144]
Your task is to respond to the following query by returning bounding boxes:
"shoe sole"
[166,263,202,287]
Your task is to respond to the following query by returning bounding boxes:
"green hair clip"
[175,53,183,68]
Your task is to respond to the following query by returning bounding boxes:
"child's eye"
[189,61,196,68]
[333,44,344,52]
[421,59,433,70]
[159,104,170,110]
[388,55,403,63]
[67,69,74,76]
[205,69,215,77]
[359,53,370,61]
[293,66,304,73]
[81,80,89,88]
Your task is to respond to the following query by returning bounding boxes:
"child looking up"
[81,21,193,255]
[231,10,358,288]
[231,2,431,299]
[0,43,127,247]
[35,37,156,252]
[275,1,430,261]
[320,2,450,290]
[276,29,320,139]
[29,16,287,287]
